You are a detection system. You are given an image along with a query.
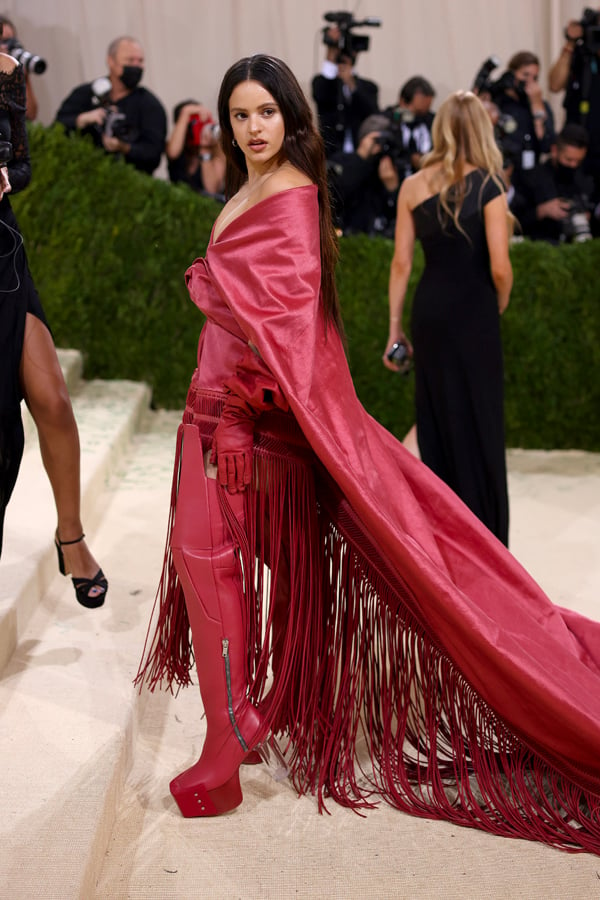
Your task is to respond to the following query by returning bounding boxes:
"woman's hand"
[210,402,256,493]
[383,333,413,371]
[0,166,11,200]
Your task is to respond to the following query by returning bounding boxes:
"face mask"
[555,162,577,184]
[120,65,143,90]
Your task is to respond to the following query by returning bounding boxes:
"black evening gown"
[0,62,49,555]
[410,169,509,544]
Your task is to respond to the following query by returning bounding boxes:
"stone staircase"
[2,351,600,900]
[0,350,180,899]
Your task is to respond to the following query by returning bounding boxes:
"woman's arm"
[549,23,581,93]
[484,193,513,314]
[24,72,38,121]
[383,177,415,370]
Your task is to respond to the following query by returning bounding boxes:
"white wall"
[7,0,591,132]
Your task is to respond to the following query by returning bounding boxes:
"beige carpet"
[94,449,600,900]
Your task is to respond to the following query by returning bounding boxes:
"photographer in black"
[549,7,600,204]
[327,113,402,237]
[488,52,555,180]
[55,35,167,176]
[382,76,436,176]
[517,123,596,243]
[312,13,380,158]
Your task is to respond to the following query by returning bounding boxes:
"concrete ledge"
[0,408,179,900]
[1,375,153,675]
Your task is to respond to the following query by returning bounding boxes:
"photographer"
[328,113,401,237]
[166,100,225,200]
[517,123,596,243]
[549,7,600,201]
[312,22,379,158]
[0,15,40,121]
[493,52,555,179]
[55,35,167,175]
[382,76,435,175]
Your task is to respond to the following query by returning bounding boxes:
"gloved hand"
[211,346,288,494]
[210,394,257,493]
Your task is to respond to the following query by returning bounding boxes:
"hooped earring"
[232,138,238,147]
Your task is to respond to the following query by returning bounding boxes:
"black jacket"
[55,82,167,175]
[312,73,379,158]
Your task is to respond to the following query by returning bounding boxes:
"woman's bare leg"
[19,313,103,588]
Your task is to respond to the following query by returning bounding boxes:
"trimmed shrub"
[12,124,600,449]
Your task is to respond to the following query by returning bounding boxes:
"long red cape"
[150,184,600,849]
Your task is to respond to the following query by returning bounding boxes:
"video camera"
[91,77,132,141]
[575,7,600,53]
[3,37,46,75]
[376,108,426,176]
[561,197,594,242]
[321,10,382,60]
[472,57,527,104]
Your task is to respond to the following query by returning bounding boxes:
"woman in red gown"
[138,55,600,854]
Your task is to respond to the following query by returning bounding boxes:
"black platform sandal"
[54,532,108,609]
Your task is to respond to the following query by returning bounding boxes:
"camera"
[561,198,593,242]
[493,112,519,165]
[0,139,12,164]
[187,115,221,152]
[374,121,411,175]
[104,109,130,140]
[577,7,600,53]
[322,10,381,60]
[91,77,133,142]
[3,38,46,75]
[386,340,412,375]
[472,58,527,104]
[472,56,501,94]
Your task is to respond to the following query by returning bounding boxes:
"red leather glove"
[210,395,257,493]
[211,347,288,494]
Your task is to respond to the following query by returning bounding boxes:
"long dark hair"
[217,54,343,337]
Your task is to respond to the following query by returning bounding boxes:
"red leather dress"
[139,184,600,853]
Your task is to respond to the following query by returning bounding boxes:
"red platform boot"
[169,424,268,817]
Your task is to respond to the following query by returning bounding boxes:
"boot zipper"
[222,639,249,752]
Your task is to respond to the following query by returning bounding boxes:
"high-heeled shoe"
[54,532,108,609]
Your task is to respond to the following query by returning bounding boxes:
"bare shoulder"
[258,165,313,202]
[403,167,447,210]
[398,171,424,203]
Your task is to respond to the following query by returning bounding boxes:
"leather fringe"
[136,387,600,853]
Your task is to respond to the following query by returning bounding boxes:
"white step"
[0,406,181,900]
[0,354,152,674]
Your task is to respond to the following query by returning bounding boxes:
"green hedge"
[12,124,600,450]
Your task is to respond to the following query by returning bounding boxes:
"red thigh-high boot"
[169,423,268,817]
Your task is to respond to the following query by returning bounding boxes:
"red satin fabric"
[185,184,600,792]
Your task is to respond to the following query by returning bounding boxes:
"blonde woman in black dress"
[384,90,513,545]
